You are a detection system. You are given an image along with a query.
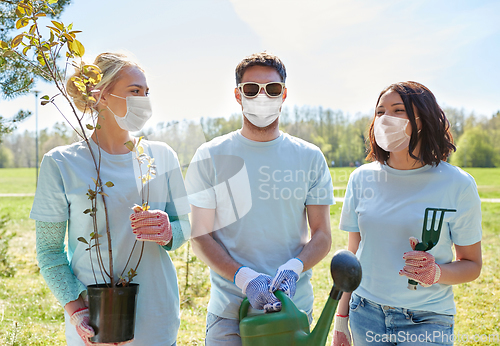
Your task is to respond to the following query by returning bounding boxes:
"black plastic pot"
[87,283,139,343]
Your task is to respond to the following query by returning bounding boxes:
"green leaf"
[48,0,59,4]
[105,181,114,188]
[18,2,33,16]
[36,52,46,66]
[15,4,26,17]
[47,26,61,34]
[71,39,85,57]
[51,21,64,31]
[86,124,94,130]
[22,46,30,56]
[11,34,24,48]
[29,24,36,35]
[77,237,88,244]
[124,141,135,152]
[40,43,51,52]
[15,18,30,30]
[71,77,86,92]
[62,33,74,42]
[137,145,144,155]
[95,123,101,130]
[0,40,8,49]
[41,95,50,100]
[2,50,15,58]
[34,13,47,18]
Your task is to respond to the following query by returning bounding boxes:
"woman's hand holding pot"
[70,308,134,345]
[70,307,95,345]
[130,209,172,246]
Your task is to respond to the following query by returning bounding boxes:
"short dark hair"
[366,81,455,166]
[235,52,287,85]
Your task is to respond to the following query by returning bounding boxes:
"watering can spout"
[305,292,339,345]
[305,250,362,346]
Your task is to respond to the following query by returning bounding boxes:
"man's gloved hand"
[399,237,441,287]
[130,209,172,246]
[269,258,303,299]
[235,267,281,312]
[331,314,352,346]
[70,308,133,345]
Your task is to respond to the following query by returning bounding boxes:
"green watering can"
[407,207,456,290]
[239,250,362,346]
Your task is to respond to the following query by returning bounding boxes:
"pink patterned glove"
[399,237,441,287]
[331,314,352,346]
[70,308,95,345]
[70,308,133,345]
[130,209,172,246]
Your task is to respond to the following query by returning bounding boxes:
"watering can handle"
[239,291,293,322]
[239,298,251,321]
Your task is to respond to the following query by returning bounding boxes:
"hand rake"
[407,207,456,290]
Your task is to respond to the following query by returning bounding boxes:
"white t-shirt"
[186,130,334,319]
[340,161,482,315]
[30,139,191,346]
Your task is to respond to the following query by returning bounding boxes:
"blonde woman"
[31,53,190,346]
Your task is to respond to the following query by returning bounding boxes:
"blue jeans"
[349,293,454,346]
[205,310,314,346]
[205,312,241,346]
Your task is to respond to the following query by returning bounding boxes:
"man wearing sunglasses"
[187,52,334,346]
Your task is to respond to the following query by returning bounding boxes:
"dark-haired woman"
[331,81,482,346]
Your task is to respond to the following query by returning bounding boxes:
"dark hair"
[235,51,287,85]
[366,81,455,166]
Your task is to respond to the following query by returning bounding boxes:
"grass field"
[0,167,499,345]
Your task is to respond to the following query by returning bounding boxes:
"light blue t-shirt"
[186,130,334,319]
[30,139,191,346]
[340,161,482,315]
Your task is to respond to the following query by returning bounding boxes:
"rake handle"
[407,208,456,291]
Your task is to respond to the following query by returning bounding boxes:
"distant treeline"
[1,106,499,168]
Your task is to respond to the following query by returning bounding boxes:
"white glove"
[269,258,303,298]
[235,267,281,312]
[331,314,352,346]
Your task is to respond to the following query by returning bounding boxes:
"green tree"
[444,107,467,140]
[0,110,31,143]
[0,144,14,167]
[0,0,71,98]
[0,0,71,141]
[450,127,498,167]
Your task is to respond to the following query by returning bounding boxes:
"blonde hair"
[66,52,143,113]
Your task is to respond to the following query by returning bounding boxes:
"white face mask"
[241,94,283,128]
[107,94,152,132]
[374,115,412,152]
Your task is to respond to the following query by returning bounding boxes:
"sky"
[1,0,500,134]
